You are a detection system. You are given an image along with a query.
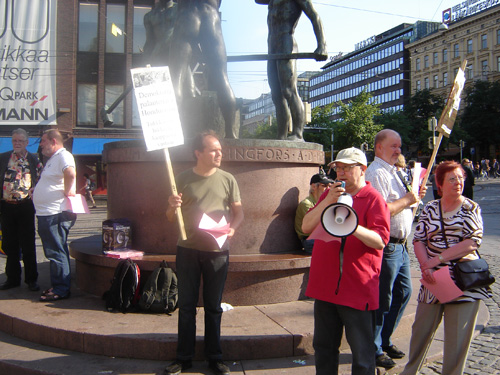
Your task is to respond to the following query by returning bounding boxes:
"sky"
[219,0,460,100]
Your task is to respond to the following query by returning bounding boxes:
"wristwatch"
[438,254,445,262]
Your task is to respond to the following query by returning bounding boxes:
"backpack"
[138,261,178,314]
[103,258,141,313]
[90,181,96,191]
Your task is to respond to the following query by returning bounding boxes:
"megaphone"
[321,194,358,237]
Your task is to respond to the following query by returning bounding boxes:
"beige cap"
[334,147,367,166]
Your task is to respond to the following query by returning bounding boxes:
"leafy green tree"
[304,102,335,147]
[334,90,383,150]
[375,110,412,147]
[403,89,445,153]
[240,118,278,139]
[459,79,500,157]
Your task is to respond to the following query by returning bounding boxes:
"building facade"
[408,2,500,98]
[309,22,440,120]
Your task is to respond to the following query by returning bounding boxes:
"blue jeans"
[314,299,376,375]
[37,212,77,297]
[374,243,412,356]
[301,238,314,254]
[176,246,229,361]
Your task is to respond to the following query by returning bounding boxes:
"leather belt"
[389,236,406,244]
[3,198,31,205]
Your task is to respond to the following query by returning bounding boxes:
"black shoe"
[164,360,192,375]
[28,282,40,292]
[0,281,20,290]
[382,344,405,359]
[376,353,396,369]
[208,360,230,375]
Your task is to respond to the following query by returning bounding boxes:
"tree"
[240,118,278,139]
[375,110,412,147]
[459,79,500,157]
[304,102,335,147]
[334,90,382,151]
[403,89,445,153]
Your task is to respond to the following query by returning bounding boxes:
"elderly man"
[303,147,390,374]
[294,172,333,253]
[365,129,427,369]
[33,129,77,302]
[165,131,244,375]
[0,128,42,291]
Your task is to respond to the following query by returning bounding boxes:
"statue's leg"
[268,60,291,140]
[276,59,304,141]
[200,8,237,139]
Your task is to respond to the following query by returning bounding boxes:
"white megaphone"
[321,194,359,237]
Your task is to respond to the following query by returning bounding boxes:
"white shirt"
[365,156,413,239]
[33,148,76,216]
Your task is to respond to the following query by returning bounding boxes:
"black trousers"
[1,200,38,284]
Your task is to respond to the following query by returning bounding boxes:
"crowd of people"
[1,126,493,375]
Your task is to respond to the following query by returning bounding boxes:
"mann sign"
[0,0,56,125]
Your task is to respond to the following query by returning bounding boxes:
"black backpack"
[138,261,178,314]
[103,259,141,313]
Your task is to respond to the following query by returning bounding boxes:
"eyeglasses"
[332,164,360,172]
[448,176,466,184]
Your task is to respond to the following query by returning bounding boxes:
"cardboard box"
[102,218,132,252]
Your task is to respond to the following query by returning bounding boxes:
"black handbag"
[439,202,495,291]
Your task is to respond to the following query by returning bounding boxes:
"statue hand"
[314,45,328,61]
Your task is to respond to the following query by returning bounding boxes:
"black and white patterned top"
[413,198,492,304]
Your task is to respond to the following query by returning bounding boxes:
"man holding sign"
[165,131,244,375]
[365,129,427,369]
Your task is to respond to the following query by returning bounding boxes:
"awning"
[0,137,40,153]
[72,138,135,155]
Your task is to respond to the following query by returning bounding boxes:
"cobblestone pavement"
[407,179,500,375]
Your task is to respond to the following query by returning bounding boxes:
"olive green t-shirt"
[176,168,241,252]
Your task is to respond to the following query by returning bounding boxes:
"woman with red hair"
[401,160,492,375]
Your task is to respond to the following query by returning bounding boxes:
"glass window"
[424,77,429,89]
[79,3,98,52]
[133,6,152,54]
[498,56,500,72]
[433,75,438,88]
[106,4,126,53]
[497,29,500,45]
[467,65,473,79]
[416,58,421,71]
[105,85,124,126]
[416,80,421,91]
[433,52,438,65]
[467,39,473,54]
[424,55,429,68]
[454,43,460,58]
[443,72,448,86]
[443,48,448,63]
[481,34,487,49]
[481,60,488,74]
[77,84,97,126]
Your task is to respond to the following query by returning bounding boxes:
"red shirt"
[306,181,390,311]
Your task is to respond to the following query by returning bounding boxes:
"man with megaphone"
[303,147,390,375]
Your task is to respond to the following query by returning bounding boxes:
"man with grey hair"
[365,129,427,369]
[0,128,42,291]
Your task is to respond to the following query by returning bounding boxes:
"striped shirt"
[413,198,492,304]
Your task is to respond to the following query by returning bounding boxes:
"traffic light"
[428,137,434,149]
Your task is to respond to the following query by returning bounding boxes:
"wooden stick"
[163,148,187,241]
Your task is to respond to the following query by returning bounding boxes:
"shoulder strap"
[396,171,412,193]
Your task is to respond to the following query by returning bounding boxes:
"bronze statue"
[257,0,327,141]
[143,0,178,66]
[169,0,237,139]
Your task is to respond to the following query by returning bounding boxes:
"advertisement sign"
[130,66,183,151]
[0,0,57,125]
[443,0,500,24]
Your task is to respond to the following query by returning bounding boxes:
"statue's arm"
[296,0,327,57]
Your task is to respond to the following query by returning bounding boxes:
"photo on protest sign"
[130,66,184,151]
